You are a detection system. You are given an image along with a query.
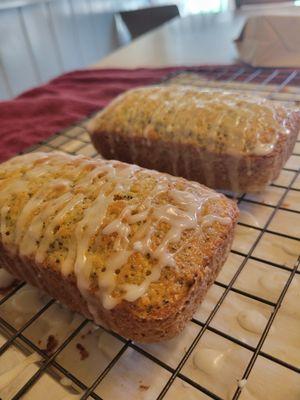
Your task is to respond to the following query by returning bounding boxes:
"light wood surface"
[93,2,298,68]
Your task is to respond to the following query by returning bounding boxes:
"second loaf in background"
[88,85,300,193]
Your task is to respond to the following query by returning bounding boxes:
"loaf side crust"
[90,110,299,193]
[0,214,236,342]
[0,153,238,342]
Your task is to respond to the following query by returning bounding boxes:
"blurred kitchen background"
[0,0,297,99]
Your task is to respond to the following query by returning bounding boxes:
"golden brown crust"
[0,153,238,342]
[88,86,300,193]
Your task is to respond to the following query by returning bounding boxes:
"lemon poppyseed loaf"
[0,152,238,342]
[88,85,300,193]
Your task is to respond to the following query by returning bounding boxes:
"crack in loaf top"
[0,152,235,313]
[89,85,294,156]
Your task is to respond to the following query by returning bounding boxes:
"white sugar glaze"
[237,310,268,335]
[193,348,228,375]
[0,268,15,289]
[0,353,40,391]
[238,378,247,388]
[60,377,73,387]
[259,273,286,294]
[10,286,44,314]
[0,152,232,311]
[239,210,260,228]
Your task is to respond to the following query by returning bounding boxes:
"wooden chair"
[236,0,292,7]
[120,5,179,40]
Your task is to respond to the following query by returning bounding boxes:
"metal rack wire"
[0,65,299,400]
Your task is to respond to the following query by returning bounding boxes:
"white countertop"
[92,3,299,68]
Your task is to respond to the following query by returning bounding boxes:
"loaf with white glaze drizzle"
[0,152,238,342]
[88,85,300,193]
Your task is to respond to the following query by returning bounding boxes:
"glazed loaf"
[88,85,300,193]
[0,152,238,342]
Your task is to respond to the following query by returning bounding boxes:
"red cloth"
[0,67,184,162]
[2,65,300,162]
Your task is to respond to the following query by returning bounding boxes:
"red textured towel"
[2,64,291,162]
[0,68,181,162]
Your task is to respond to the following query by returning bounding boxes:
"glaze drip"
[193,348,227,375]
[237,310,268,334]
[0,268,15,289]
[0,353,40,391]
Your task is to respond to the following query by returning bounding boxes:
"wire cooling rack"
[0,66,299,400]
